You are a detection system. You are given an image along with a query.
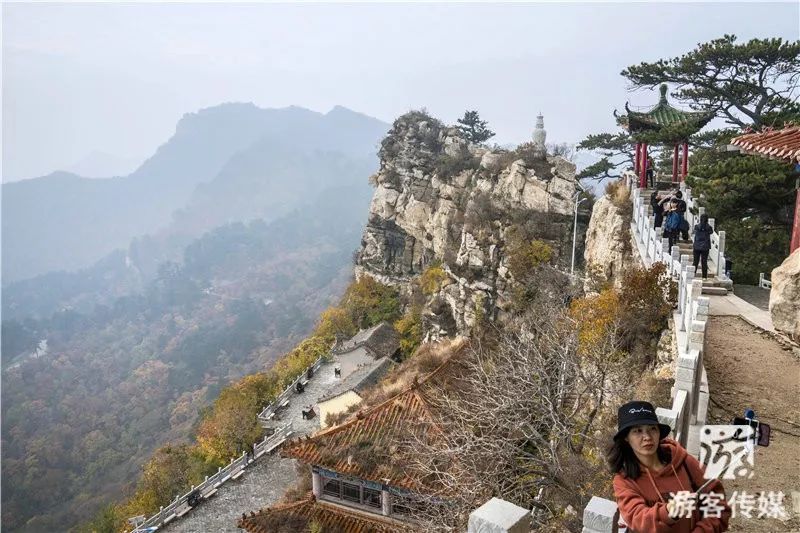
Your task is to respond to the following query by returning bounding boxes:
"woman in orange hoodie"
[608,401,731,533]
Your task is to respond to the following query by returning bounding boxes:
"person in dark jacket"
[693,214,714,279]
[662,201,682,250]
[651,191,664,228]
[660,190,689,242]
[674,191,689,241]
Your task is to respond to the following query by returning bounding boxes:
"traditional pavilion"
[616,84,714,187]
[731,125,800,253]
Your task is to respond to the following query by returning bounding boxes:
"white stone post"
[717,231,727,278]
[312,471,321,498]
[381,489,391,517]
[582,496,620,533]
[468,498,531,533]
[671,245,680,274]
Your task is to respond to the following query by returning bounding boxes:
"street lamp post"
[571,192,588,276]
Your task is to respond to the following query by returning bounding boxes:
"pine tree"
[456,110,495,144]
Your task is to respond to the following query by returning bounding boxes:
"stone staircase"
[673,240,732,295]
[638,184,732,295]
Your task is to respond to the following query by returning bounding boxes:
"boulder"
[769,248,800,339]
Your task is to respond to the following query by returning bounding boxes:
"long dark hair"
[698,213,710,231]
[606,428,671,478]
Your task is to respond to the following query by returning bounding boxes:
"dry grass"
[605,179,630,209]
[633,373,674,412]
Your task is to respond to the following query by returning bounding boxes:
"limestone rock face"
[356,111,580,337]
[583,192,634,292]
[769,248,800,339]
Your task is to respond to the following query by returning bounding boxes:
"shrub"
[433,151,480,180]
[507,238,553,283]
[419,262,448,295]
[617,263,674,339]
[570,288,623,359]
[464,191,502,230]
[604,179,630,209]
[395,307,422,359]
[511,142,553,179]
[342,276,401,329]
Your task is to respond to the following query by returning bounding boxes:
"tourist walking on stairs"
[693,214,714,279]
[607,401,730,533]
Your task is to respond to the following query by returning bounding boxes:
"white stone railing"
[625,171,729,281]
[576,172,716,532]
[138,422,293,531]
[758,272,772,289]
[623,169,710,455]
[257,355,325,424]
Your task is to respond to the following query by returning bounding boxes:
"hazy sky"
[3,2,799,182]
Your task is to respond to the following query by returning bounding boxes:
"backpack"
[664,212,681,232]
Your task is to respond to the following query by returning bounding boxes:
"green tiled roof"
[617,84,714,139]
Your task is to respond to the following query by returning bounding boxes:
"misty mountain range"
[2,103,387,285]
[2,103,389,532]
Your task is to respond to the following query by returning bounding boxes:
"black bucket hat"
[614,401,672,441]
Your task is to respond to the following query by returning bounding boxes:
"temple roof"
[282,344,467,491]
[335,322,401,359]
[283,384,437,490]
[237,497,406,533]
[616,84,714,140]
[730,125,800,162]
[318,357,394,403]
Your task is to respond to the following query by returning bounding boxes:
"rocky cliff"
[582,183,636,292]
[355,111,580,337]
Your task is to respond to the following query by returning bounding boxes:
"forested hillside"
[1,183,372,532]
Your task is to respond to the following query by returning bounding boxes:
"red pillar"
[672,144,679,182]
[681,142,689,180]
[791,187,800,254]
[634,142,641,175]
[640,143,648,188]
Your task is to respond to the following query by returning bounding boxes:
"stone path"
[161,361,339,533]
[707,292,775,333]
[703,315,800,532]
[732,284,771,312]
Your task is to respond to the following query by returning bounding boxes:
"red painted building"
[731,126,800,253]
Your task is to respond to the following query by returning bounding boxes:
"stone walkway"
[732,284,771,312]
[161,361,340,533]
[707,292,775,333]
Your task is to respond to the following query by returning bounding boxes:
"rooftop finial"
[659,83,668,103]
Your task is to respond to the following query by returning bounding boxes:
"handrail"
[257,355,325,422]
[576,172,717,532]
[622,170,711,454]
[138,422,293,530]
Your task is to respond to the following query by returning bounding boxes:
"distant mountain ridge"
[2,103,389,283]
